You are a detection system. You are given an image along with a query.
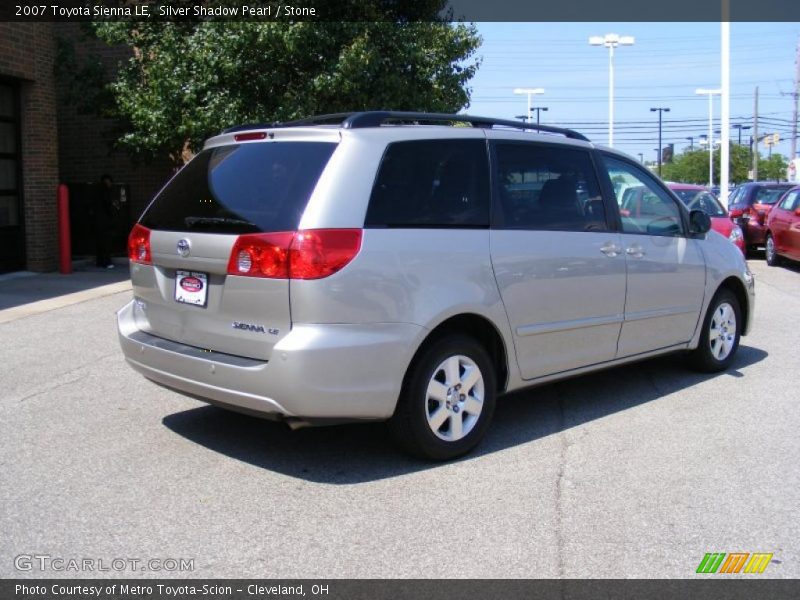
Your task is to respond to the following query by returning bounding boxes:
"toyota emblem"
[177,238,191,257]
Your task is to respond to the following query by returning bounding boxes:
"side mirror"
[794,207,800,217]
[689,209,711,235]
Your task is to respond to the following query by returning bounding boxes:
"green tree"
[662,143,761,185]
[87,9,481,163]
[758,154,788,182]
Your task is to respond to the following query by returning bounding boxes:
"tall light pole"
[732,123,750,145]
[530,106,548,127]
[686,136,694,151]
[590,33,635,147]
[513,88,544,123]
[697,88,721,186]
[650,107,670,177]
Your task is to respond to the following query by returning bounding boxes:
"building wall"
[55,23,175,237]
[0,22,60,272]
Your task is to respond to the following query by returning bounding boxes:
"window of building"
[0,83,20,229]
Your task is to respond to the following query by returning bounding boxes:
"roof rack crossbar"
[221,111,589,142]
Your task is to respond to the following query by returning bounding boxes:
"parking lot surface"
[1,261,798,578]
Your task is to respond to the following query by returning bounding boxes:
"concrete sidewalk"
[0,258,131,323]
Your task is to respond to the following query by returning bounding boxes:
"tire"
[686,289,742,373]
[389,335,496,461]
[765,233,781,266]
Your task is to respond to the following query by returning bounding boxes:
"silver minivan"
[118,112,754,460]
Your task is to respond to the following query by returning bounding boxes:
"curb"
[0,280,132,324]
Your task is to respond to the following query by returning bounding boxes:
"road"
[1,260,798,578]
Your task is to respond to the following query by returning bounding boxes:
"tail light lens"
[290,229,362,280]
[227,229,362,280]
[729,208,743,218]
[127,224,152,264]
[227,232,294,278]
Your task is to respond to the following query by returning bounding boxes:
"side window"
[728,187,743,206]
[779,190,799,211]
[365,139,489,228]
[493,143,607,231]
[601,156,684,237]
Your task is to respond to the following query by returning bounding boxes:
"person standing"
[94,174,115,269]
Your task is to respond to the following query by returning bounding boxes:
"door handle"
[600,242,622,257]
[626,243,646,259]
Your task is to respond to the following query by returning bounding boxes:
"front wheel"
[389,335,496,460]
[765,234,781,266]
[686,289,741,373]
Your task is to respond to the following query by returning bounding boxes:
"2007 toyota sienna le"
[118,111,755,460]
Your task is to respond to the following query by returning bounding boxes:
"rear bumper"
[117,300,423,420]
[740,218,767,246]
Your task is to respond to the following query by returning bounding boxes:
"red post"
[57,184,72,274]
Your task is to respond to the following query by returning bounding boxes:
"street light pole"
[590,34,635,148]
[530,106,548,127]
[513,88,544,123]
[650,107,670,177]
[697,88,721,186]
[686,136,694,151]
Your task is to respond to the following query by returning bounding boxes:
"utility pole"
[753,86,759,181]
[686,136,694,151]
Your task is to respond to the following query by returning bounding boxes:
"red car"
[667,184,745,254]
[727,181,795,254]
[765,186,800,266]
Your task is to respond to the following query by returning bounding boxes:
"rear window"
[140,142,336,233]
[365,139,490,228]
[754,185,793,205]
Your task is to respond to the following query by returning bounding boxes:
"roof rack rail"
[222,111,589,142]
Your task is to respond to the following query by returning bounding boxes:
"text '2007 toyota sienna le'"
[118,112,755,460]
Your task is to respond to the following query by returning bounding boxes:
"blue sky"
[465,22,799,163]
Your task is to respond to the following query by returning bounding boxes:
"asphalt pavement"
[1,260,798,578]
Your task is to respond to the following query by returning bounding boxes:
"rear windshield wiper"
[184,216,258,230]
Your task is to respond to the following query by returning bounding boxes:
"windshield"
[672,189,726,217]
[140,141,337,233]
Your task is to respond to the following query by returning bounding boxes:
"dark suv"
[727,182,795,255]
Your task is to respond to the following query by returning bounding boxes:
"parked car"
[118,112,755,460]
[765,186,800,266]
[667,183,744,254]
[727,182,795,255]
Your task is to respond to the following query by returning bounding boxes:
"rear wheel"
[389,335,496,460]
[765,233,781,266]
[687,289,741,373]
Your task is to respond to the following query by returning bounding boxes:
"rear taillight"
[290,229,362,280]
[227,232,294,278]
[127,224,152,264]
[226,229,362,280]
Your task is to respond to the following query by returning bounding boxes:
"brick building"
[0,22,173,273]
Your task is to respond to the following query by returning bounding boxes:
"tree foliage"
[662,144,790,185]
[89,8,481,163]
